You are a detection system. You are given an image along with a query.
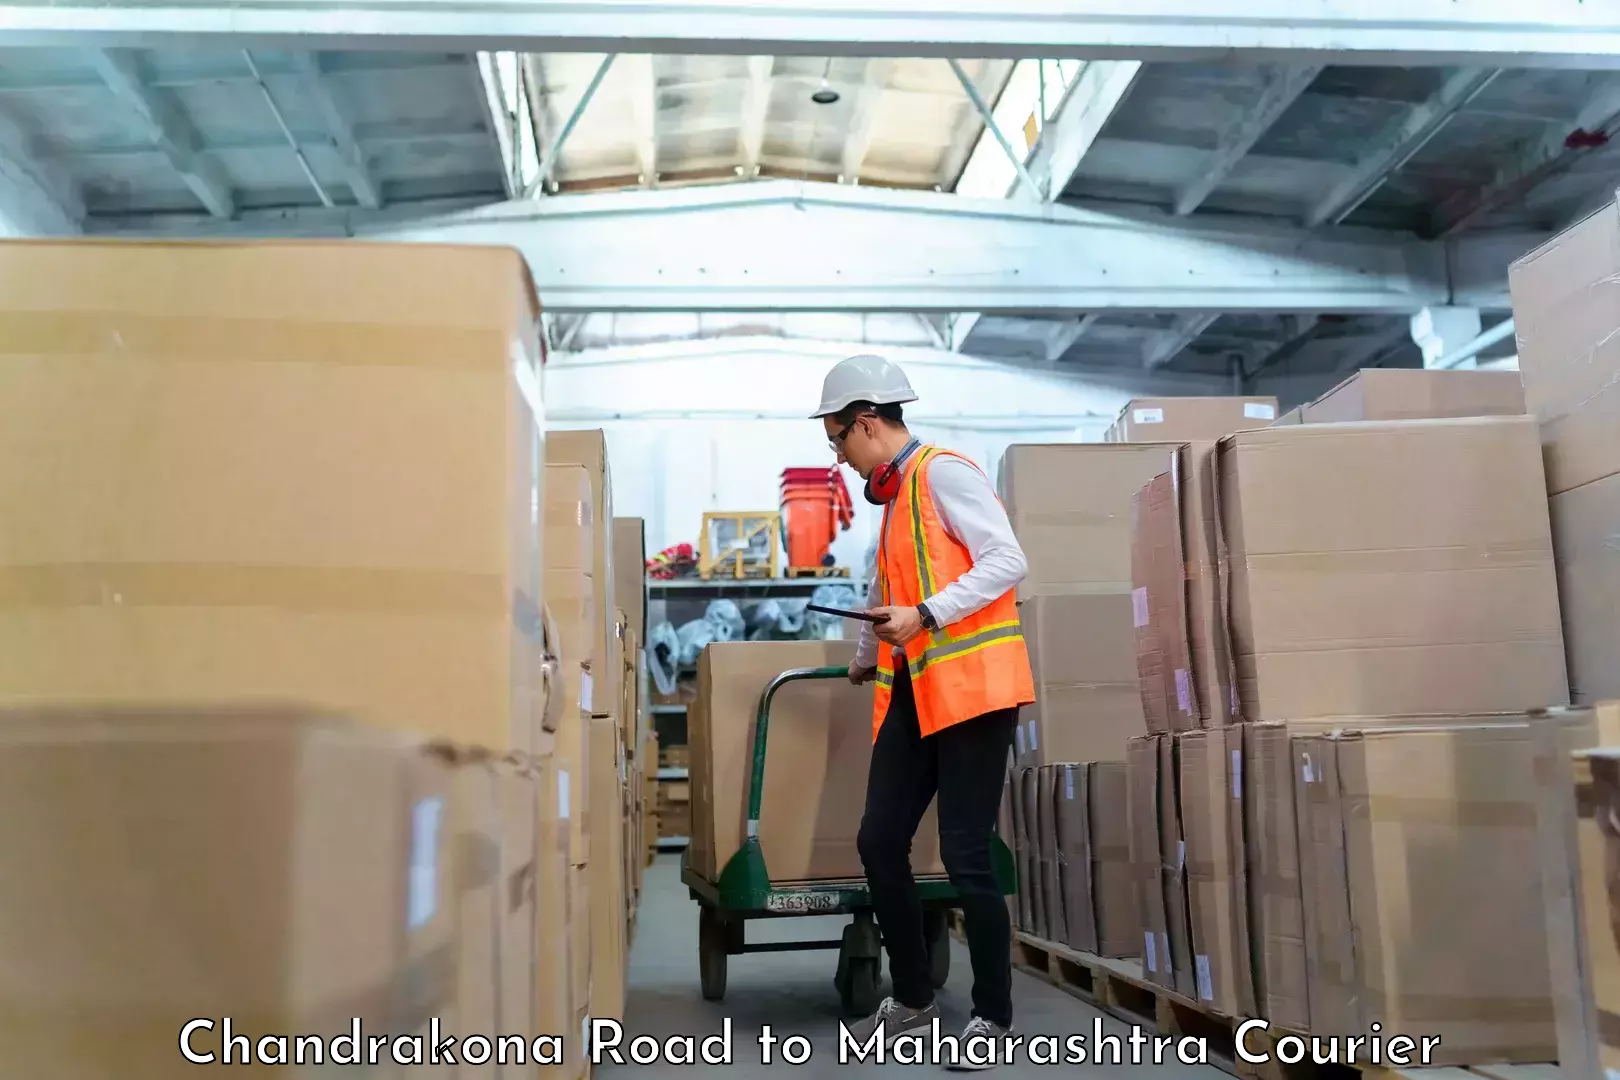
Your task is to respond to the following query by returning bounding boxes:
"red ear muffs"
[865,462,903,505]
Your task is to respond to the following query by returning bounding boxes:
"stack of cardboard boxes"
[0,240,650,1079]
[1001,371,1588,1067]
[1508,200,1620,1075]
[998,398,1279,961]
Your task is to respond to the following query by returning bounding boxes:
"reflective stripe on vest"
[871,445,1035,741]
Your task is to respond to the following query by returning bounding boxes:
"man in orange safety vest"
[813,353,1035,1069]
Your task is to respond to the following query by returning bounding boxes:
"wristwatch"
[917,603,939,631]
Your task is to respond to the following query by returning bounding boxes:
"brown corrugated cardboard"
[1217,416,1568,722]
[1037,765,1065,944]
[1055,763,1096,953]
[534,756,578,1080]
[568,861,590,1052]
[1173,442,1237,729]
[1132,468,1197,734]
[997,443,1182,599]
[1159,735,1195,999]
[548,430,618,721]
[589,715,628,1022]
[1110,396,1278,443]
[497,761,539,1074]
[1020,593,1144,766]
[0,705,457,1079]
[0,240,545,757]
[1295,724,1557,1064]
[453,759,500,1080]
[613,517,647,647]
[1011,766,1036,932]
[1550,474,1620,704]
[1271,406,1306,426]
[1508,199,1620,497]
[1087,762,1139,958]
[1575,739,1620,1080]
[1302,368,1526,424]
[688,640,945,883]
[1020,765,1046,937]
[1535,704,1620,1079]
[1176,727,1254,1018]
[1127,737,1172,986]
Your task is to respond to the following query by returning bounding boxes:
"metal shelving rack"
[646,576,868,856]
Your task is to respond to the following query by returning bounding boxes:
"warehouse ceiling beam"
[528,52,615,197]
[1174,64,1323,217]
[0,105,83,233]
[839,59,894,185]
[289,52,381,210]
[90,49,234,219]
[1143,313,1220,369]
[10,1,1620,67]
[948,58,1043,200]
[1304,68,1501,229]
[624,53,659,188]
[1431,72,1620,236]
[294,180,1524,315]
[1020,60,1142,205]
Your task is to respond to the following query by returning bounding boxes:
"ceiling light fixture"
[810,58,839,104]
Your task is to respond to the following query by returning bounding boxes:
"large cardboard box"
[1036,766,1065,943]
[1509,205,1620,705]
[687,640,946,883]
[1176,727,1254,1018]
[588,715,628,1023]
[1301,368,1525,424]
[451,758,500,1080]
[613,518,647,648]
[535,758,582,1080]
[544,465,596,862]
[547,430,618,721]
[1021,593,1144,766]
[1293,724,1557,1064]
[1125,734,1192,995]
[1056,762,1139,959]
[1132,470,1196,733]
[998,443,1180,599]
[1108,396,1278,443]
[1535,704,1620,1079]
[1508,200,1620,499]
[1217,416,1568,722]
[497,761,540,1076]
[0,706,457,1079]
[1011,766,1037,932]
[0,240,546,755]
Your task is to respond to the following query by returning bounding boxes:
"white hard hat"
[810,354,919,419]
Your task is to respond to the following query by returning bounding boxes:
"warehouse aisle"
[604,857,1229,1078]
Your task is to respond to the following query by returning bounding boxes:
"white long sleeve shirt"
[854,453,1029,670]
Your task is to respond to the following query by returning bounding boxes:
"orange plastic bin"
[780,466,854,570]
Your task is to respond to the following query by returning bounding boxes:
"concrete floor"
[601,856,1231,1077]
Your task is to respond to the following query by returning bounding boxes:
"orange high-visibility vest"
[872,445,1036,742]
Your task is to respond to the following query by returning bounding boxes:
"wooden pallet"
[1007,933,1560,1080]
[785,566,852,578]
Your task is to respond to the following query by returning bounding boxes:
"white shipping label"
[1301,754,1316,784]
[1132,587,1150,628]
[1027,719,1038,750]
[407,796,445,930]
[1243,402,1277,420]
[1177,840,1185,869]
[1144,932,1157,972]
[1231,749,1243,800]
[1133,407,1165,425]
[1175,669,1191,714]
[1016,726,1026,756]
[558,771,572,819]
[581,672,593,712]
[1196,955,1214,1002]
[1065,766,1075,801]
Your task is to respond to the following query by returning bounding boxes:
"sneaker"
[943,1016,1013,1071]
[843,996,941,1048]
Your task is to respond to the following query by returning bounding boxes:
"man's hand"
[847,662,877,685]
[869,606,923,646]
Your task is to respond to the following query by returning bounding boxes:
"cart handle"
[745,666,851,832]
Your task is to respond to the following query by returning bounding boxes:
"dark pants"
[857,664,1018,1028]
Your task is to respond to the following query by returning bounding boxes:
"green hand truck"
[679,665,1018,1017]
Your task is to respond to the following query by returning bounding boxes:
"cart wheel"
[925,911,951,989]
[698,906,728,1002]
[842,956,882,1017]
